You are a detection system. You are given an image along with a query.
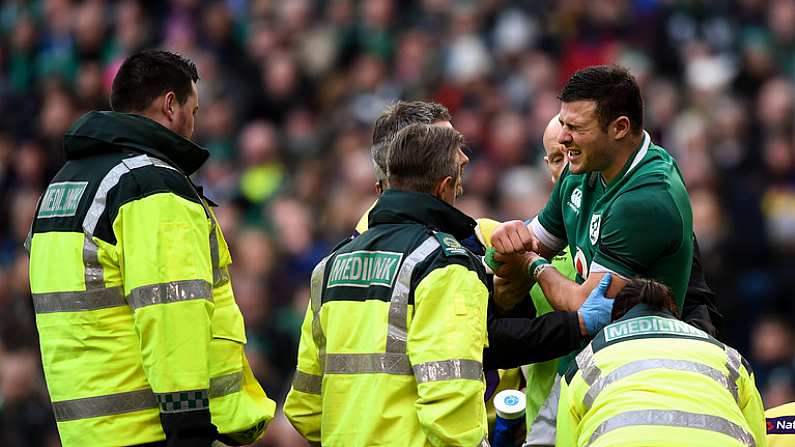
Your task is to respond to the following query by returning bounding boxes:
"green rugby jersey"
[531,132,693,308]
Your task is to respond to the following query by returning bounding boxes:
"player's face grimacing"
[557,100,613,175]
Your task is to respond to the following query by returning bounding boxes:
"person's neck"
[601,132,645,184]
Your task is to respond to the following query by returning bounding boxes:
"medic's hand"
[493,275,532,312]
[578,273,614,337]
[490,220,535,254]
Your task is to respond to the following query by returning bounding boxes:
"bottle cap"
[493,389,526,419]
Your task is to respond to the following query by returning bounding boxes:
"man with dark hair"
[27,49,275,447]
[556,276,766,447]
[285,123,490,446]
[490,65,694,324]
[352,101,453,236]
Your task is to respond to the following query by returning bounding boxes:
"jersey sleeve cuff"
[529,217,567,253]
[589,260,631,280]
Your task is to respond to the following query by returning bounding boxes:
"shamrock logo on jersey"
[589,214,601,245]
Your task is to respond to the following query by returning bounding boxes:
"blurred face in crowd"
[542,116,566,184]
[557,100,615,176]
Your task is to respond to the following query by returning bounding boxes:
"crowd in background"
[0,0,794,445]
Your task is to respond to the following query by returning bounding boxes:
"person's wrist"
[527,257,550,281]
[577,312,588,337]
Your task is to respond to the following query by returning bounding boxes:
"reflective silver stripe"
[209,225,220,270]
[83,235,104,289]
[479,436,491,447]
[292,370,322,394]
[209,370,243,399]
[726,346,742,404]
[213,266,230,288]
[149,157,178,171]
[589,409,756,447]
[583,359,739,411]
[127,279,212,310]
[324,353,413,375]
[386,237,440,353]
[413,359,482,384]
[81,155,176,293]
[24,228,32,255]
[52,369,244,422]
[83,155,151,236]
[576,344,601,388]
[32,287,126,313]
[311,256,330,372]
[52,388,157,422]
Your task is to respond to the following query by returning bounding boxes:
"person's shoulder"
[627,143,682,185]
[417,231,486,276]
[766,402,795,419]
[113,154,201,207]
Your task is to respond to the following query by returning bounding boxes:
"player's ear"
[611,116,631,140]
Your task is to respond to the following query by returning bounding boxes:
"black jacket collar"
[63,111,209,175]
[369,190,477,241]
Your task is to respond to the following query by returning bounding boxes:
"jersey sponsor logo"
[574,247,589,278]
[37,182,88,218]
[604,316,709,342]
[589,214,601,245]
[567,187,582,213]
[327,251,403,288]
[767,416,795,434]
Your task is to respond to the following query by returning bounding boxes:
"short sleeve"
[591,188,683,278]
[535,172,568,251]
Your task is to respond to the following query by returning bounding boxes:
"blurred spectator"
[1,1,795,445]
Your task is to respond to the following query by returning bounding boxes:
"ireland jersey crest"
[589,214,601,245]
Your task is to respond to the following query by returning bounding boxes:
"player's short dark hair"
[371,101,451,182]
[611,277,679,321]
[387,123,462,195]
[111,50,199,113]
[559,65,643,135]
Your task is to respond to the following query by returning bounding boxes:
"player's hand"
[493,251,535,282]
[577,273,614,336]
[493,275,532,311]
[491,220,535,254]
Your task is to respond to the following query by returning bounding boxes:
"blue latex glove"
[578,273,614,336]
[483,247,503,273]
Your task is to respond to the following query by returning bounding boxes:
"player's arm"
[116,182,217,446]
[490,171,569,259]
[408,260,489,447]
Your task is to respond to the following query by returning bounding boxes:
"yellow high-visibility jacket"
[557,304,767,447]
[27,112,275,446]
[284,190,489,447]
[766,402,795,447]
